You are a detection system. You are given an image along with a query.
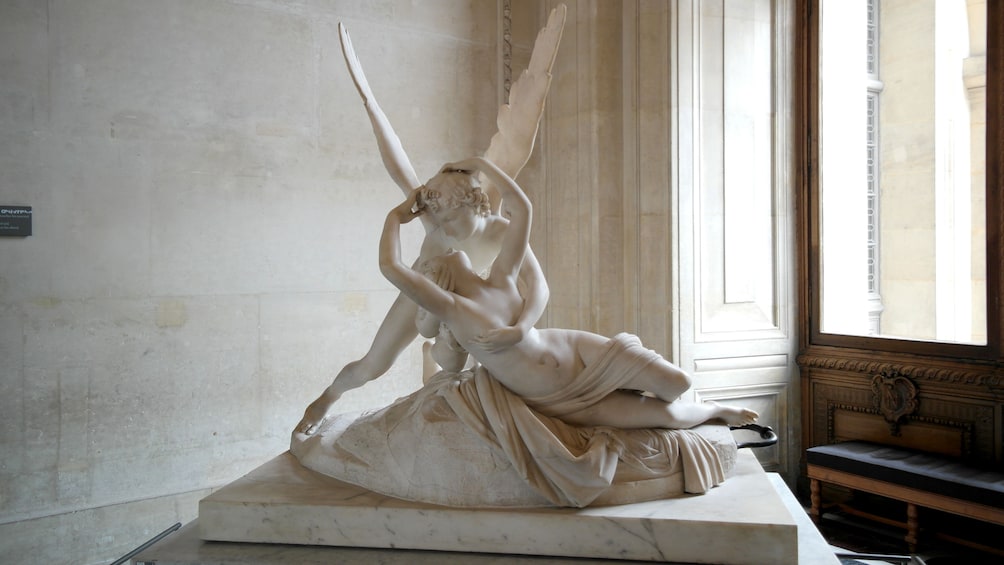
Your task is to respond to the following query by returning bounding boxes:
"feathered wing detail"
[339,23,423,197]
[481,4,567,214]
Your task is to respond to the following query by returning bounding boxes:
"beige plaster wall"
[523,0,629,339]
[0,1,497,563]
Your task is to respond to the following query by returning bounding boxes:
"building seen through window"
[818,0,987,345]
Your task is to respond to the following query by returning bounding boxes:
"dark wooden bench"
[807,441,1004,552]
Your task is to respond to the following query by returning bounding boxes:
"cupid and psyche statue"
[291,5,760,509]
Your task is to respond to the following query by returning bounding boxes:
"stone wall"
[0,1,498,562]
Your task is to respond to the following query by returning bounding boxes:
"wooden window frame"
[795,0,1003,362]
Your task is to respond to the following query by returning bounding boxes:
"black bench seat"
[807,441,1004,552]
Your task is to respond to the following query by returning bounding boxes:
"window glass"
[818,0,987,345]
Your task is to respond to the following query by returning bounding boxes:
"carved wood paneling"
[801,351,1002,463]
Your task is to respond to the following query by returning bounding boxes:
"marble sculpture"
[291,5,759,509]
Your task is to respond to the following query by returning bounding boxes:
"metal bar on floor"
[110,521,181,565]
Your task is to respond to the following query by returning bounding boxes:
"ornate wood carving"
[797,353,1003,394]
[806,358,991,460]
[870,371,918,435]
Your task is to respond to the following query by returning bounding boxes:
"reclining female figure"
[380,157,758,429]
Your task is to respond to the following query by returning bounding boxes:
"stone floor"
[815,507,1002,565]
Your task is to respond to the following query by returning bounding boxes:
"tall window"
[817,0,986,345]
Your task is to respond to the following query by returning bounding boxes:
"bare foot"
[296,392,338,435]
[706,401,758,426]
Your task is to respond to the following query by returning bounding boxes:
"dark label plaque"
[0,206,32,236]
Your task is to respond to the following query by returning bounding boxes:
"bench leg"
[905,503,918,553]
[810,478,821,524]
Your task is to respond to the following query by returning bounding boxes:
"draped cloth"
[291,334,732,508]
[523,332,664,417]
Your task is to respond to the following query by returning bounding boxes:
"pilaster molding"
[499,0,512,104]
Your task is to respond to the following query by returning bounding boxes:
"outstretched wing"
[339,23,423,197]
[481,4,567,214]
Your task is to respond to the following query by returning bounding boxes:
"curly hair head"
[417,169,490,218]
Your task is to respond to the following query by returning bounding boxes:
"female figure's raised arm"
[455,157,546,351]
[514,247,548,331]
[379,190,456,321]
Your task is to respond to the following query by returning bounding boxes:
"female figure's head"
[418,166,490,240]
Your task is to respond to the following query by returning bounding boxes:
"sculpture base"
[198,450,798,564]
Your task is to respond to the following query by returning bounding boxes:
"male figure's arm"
[379,190,456,322]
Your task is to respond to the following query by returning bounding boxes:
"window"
[806,0,996,356]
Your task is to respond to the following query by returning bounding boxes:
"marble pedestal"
[199,450,798,564]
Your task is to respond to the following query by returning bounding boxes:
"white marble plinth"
[198,450,798,564]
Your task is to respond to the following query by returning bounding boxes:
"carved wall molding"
[797,352,1002,390]
[501,0,512,104]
